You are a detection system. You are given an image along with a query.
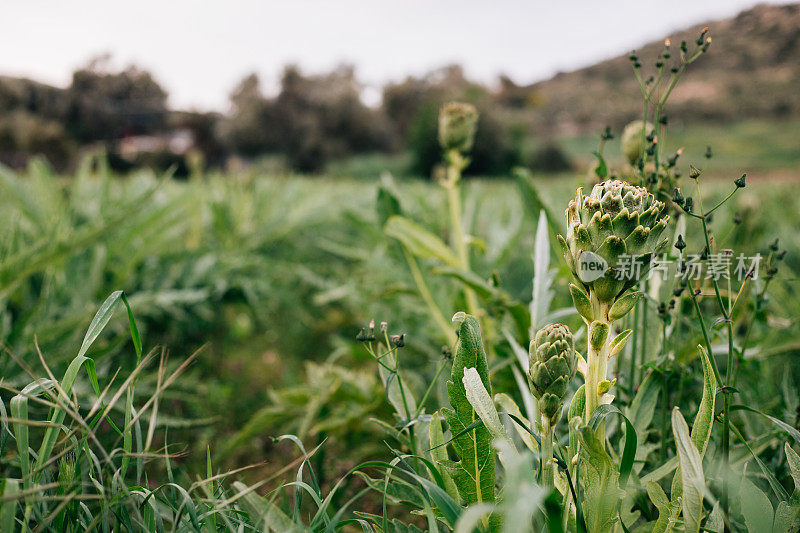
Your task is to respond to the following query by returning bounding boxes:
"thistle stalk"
[438,102,480,317]
[444,151,479,316]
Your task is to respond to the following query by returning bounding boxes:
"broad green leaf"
[462,368,517,469]
[429,411,459,501]
[377,177,402,226]
[513,168,563,238]
[568,385,586,465]
[626,370,661,447]
[773,500,800,533]
[494,393,538,452]
[578,425,623,533]
[786,443,800,491]
[588,404,637,488]
[440,313,496,506]
[646,482,670,533]
[706,503,724,533]
[739,473,773,533]
[672,408,704,533]
[384,215,460,268]
[691,345,717,456]
[433,266,531,343]
[530,210,554,333]
[670,345,716,502]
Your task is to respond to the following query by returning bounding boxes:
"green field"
[0,150,798,529]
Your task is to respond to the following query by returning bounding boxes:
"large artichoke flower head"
[528,323,577,424]
[559,180,669,316]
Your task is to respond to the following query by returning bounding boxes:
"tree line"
[0,59,573,176]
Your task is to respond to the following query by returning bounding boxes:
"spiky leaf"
[440,314,496,505]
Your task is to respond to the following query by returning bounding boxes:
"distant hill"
[505,3,800,135]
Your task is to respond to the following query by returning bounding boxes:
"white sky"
[0,0,789,111]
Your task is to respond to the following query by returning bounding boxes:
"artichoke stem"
[584,317,612,424]
[540,415,555,489]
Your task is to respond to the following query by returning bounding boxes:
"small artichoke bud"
[689,165,702,179]
[769,238,780,252]
[621,120,654,165]
[705,146,713,159]
[734,174,746,188]
[438,102,478,154]
[528,324,577,424]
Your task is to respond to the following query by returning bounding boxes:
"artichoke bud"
[528,324,577,424]
[621,120,654,165]
[438,102,478,155]
[559,180,669,308]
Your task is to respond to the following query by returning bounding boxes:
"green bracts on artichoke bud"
[558,179,669,322]
[528,324,577,425]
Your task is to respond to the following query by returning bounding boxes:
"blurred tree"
[528,143,573,173]
[64,56,168,142]
[0,111,74,169]
[222,66,398,172]
[0,76,67,119]
[171,110,227,168]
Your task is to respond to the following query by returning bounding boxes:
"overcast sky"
[1,0,789,111]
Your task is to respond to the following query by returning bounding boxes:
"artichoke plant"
[528,323,576,487]
[557,180,669,420]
